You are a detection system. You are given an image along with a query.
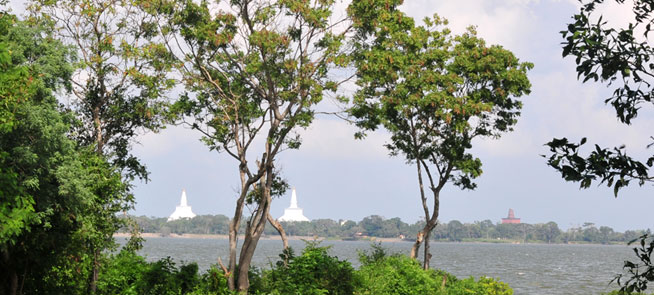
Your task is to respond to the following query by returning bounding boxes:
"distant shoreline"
[113,233,629,245]
[113,232,410,243]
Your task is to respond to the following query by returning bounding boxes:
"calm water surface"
[122,237,633,295]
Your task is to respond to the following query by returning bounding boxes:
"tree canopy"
[350,0,532,269]
[0,11,131,295]
[147,0,352,291]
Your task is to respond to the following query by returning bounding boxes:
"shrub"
[355,253,445,295]
[446,276,513,295]
[355,243,512,295]
[259,242,356,295]
[191,265,233,295]
[97,250,203,295]
[97,250,147,295]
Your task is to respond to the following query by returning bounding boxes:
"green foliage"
[612,235,654,294]
[28,0,176,180]
[446,276,512,295]
[355,244,512,295]
[356,253,445,294]
[349,0,531,268]
[97,250,212,295]
[260,242,356,295]
[547,0,654,196]
[94,244,516,295]
[193,266,232,295]
[97,251,148,295]
[149,0,354,290]
[0,11,139,294]
[350,8,532,190]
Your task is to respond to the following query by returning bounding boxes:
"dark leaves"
[554,0,654,197]
[613,234,654,293]
[544,137,653,196]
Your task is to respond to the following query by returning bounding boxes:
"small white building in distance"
[168,189,196,221]
[278,188,310,222]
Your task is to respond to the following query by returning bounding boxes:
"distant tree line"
[124,215,650,245]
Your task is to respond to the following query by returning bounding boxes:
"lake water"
[123,237,634,295]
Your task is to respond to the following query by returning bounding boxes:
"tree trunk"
[227,195,246,291]
[410,155,429,260]
[92,106,103,154]
[236,166,275,293]
[410,231,424,259]
[10,272,17,295]
[89,250,99,294]
[267,213,289,250]
[227,219,238,290]
[237,196,271,293]
[423,229,432,269]
[412,219,438,269]
[227,166,252,291]
[3,249,17,295]
[236,229,264,293]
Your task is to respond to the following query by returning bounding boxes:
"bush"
[96,243,514,295]
[191,265,232,294]
[355,244,447,295]
[355,243,512,295]
[446,276,512,295]
[97,250,205,295]
[97,251,148,295]
[259,241,356,295]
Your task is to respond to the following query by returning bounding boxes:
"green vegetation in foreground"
[97,242,513,295]
[124,215,651,245]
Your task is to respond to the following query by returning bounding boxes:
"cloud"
[401,0,542,55]
[294,118,390,161]
[134,124,204,158]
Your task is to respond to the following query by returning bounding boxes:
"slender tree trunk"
[237,184,272,292]
[93,107,103,154]
[423,229,432,269]
[414,218,438,269]
[4,250,17,295]
[227,219,238,290]
[228,183,248,290]
[410,231,424,259]
[410,157,430,260]
[267,213,289,250]
[9,272,17,295]
[236,226,265,293]
[422,186,441,270]
[89,250,99,294]
[236,165,276,293]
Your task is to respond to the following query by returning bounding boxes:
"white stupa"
[278,188,310,222]
[167,189,197,221]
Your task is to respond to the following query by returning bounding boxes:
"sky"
[7,0,654,231]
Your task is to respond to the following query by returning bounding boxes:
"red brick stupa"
[501,208,521,224]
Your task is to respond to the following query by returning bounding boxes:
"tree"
[27,1,176,291]
[447,220,465,242]
[28,0,174,179]
[543,222,561,244]
[361,215,384,236]
[600,225,615,244]
[147,0,353,291]
[349,1,532,269]
[0,11,130,295]
[546,0,654,196]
